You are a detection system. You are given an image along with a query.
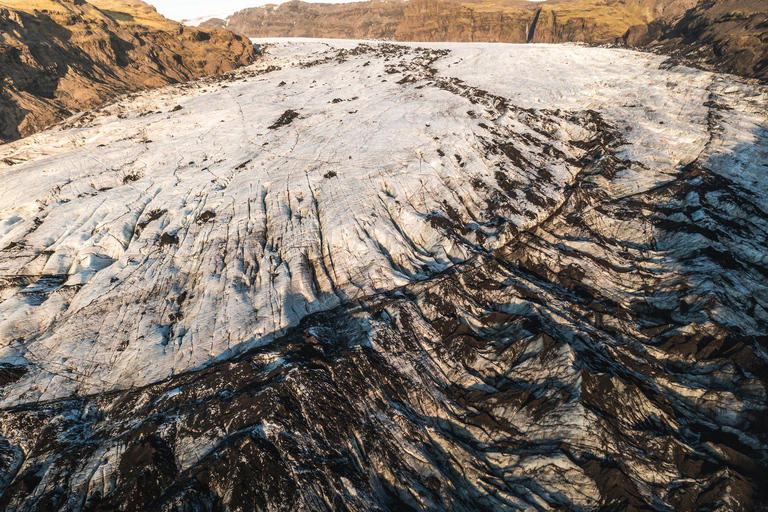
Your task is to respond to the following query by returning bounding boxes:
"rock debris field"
[0,39,766,511]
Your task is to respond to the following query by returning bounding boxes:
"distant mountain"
[0,0,256,142]
[200,0,768,81]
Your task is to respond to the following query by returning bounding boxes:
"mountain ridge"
[203,0,686,43]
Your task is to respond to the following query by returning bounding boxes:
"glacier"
[0,39,765,511]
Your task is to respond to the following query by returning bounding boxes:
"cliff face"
[0,0,256,142]
[392,0,529,43]
[393,0,690,44]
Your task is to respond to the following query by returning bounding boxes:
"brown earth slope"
[0,0,256,142]
[623,0,768,81]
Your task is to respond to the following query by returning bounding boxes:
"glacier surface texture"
[0,40,766,511]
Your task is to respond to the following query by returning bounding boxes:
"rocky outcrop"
[393,0,694,44]
[622,0,768,82]
[0,0,256,142]
[391,0,530,43]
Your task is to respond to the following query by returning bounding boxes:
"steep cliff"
[393,0,692,43]
[0,0,256,142]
